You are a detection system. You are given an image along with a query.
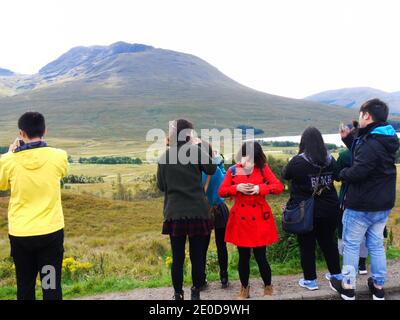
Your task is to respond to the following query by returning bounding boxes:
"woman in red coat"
[218,141,284,299]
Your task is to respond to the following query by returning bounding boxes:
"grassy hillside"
[0,42,357,148]
[1,183,399,300]
[306,87,400,113]
[0,83,357,146]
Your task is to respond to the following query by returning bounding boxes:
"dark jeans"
[238,246,271,288]
[297,217,341,280]
[9,229,64,300]
[170,235,209,293]
[202,227,229,283]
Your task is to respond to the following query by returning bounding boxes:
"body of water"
[256,133,400,147]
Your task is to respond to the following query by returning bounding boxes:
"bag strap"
[311,165,327,197]
[229,164,267,183]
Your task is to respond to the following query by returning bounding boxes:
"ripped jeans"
[342,208,390,288]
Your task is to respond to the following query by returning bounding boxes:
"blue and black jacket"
[340,122,400,212]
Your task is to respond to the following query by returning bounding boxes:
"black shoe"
[173,291,184,300]
[199,280,209,291]
[220,271,229,289]
[368,277,385,300]
[191,287,201,300]
[329,277,355,300]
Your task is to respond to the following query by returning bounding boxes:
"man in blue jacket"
[330,99,399,300]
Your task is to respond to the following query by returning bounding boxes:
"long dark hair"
[168,119,194,147]
[298,127,328,165]
[236,141,267,169]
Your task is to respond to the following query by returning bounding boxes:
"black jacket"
[340,122,399,212]
[157,143,217,221]
[282,154,340,219]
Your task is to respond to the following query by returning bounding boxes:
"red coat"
[218,164,284,248]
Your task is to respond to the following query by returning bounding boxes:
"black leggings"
[297,217,341,280]
[238,246,271,288]
[202,227,228,282]
[170,235,209,293]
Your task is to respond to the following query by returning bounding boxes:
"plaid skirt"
[162,218,214,237]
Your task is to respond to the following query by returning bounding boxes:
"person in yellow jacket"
[0,112,68,300]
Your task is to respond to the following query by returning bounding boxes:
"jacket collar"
[357,122,386,138]
[15,141,48,153]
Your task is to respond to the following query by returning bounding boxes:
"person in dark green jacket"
[157,119,217,300]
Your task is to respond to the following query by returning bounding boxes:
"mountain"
[0,68,15,76]
[306,87,400,113]
[0,42,356,143]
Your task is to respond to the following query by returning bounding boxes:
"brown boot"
[237,285,250,300]
[264,285,273,296]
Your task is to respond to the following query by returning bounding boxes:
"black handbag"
[282,166,326,234]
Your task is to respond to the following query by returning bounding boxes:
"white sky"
[0,0,399,98]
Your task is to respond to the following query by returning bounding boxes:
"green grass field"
[0,146,399,300]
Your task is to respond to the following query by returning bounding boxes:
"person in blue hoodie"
[200,148,229,289]
[330,99,400,301]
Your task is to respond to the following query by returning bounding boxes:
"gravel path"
[80,259,400,300]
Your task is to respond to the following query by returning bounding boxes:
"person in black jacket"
[282,127,342,291]
[330,99,400,301]
[157,119,217,300]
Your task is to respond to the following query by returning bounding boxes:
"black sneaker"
[220,271,230,289]
[368,277,385,300]
[329,277,356,300]
[173,291,184,300]
[191,287,201,300]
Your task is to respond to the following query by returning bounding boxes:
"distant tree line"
[236,125,265,135]
[62,174,105,184]
[260,141,298,147]
[77,156,143,165]
[260,140,338,150]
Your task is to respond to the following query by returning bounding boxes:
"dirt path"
[81,259,400,300]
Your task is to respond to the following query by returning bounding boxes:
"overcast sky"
[0,0,399,98]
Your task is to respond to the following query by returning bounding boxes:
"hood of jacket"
[13,148,50,170]
[369,124,400,154]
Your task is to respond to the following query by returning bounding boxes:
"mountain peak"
[109,42,154,54]
[39,42,154,77]
[306,87,400,113]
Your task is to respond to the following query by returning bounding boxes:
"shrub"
[78,156,143,165]
[63,174,105,184]
[62,257,93,281]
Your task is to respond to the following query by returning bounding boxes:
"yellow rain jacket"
[0,147,68,236]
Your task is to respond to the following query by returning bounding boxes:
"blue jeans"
[342,208,390,287]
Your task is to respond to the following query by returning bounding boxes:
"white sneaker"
[298,279,319,291]
[325,273,331,281]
